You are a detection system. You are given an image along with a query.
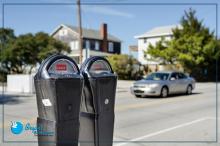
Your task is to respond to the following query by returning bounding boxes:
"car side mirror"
[170,77,176,81]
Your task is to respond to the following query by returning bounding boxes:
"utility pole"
[77,0,83,64]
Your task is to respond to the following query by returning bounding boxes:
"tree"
[148,37,178,64]
[0,28,16,45]
[0,28,17,81]
[147,8,219,81]
[107,54,143,80]
[0,30,70,75]
[35,32,70,62]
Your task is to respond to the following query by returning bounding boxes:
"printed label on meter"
[42,99,52,106]
[56,64,67,71]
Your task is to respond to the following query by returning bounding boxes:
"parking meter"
[34,54,83,146]
[79,56,117,146]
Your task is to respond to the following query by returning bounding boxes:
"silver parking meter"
[34,54,83,146]
[79,56,117,146]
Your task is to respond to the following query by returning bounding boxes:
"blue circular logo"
[11,121,23,135]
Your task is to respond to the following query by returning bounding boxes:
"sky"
[0,0,219,56]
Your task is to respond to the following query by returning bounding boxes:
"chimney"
[100,23,108,52]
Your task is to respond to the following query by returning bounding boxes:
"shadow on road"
[140,92,202,99]
[0,94,33,105]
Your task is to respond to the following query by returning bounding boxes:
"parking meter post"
[79,56,117,146]
[34,54,83,146]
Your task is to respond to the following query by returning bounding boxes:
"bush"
[107,54,143,80]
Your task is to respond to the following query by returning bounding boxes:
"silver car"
[131,71,195,98]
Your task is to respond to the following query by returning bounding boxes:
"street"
[0,81,219,146]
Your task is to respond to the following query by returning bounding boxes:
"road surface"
[0,81,219,146]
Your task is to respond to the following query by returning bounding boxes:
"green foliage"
[0,28,17,81]
[148,37,178,64]
[0,29,70,77]
[0,28,16,44]
[35,32,70,61]
[107,54,143,80]
[146,8,219,81]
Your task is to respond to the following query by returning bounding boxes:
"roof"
[135,25,181,39]
[51,24,121,42]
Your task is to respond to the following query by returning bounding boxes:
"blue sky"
[0,0,219,55]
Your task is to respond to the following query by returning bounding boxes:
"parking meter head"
[35,54,80,79]
[80,56,114,78]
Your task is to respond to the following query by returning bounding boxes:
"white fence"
[7,74,35,93]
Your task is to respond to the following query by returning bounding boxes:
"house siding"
[53,27,78,44]
[82,38,120,54]
[83,38,102,51]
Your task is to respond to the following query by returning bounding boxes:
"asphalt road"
[0,81,219,146]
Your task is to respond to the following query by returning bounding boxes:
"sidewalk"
[0,80,135,96]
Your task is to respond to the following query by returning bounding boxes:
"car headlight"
[149,84,160,88]
[134,84,145,88]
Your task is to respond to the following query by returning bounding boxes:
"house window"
[86,40,90,49]
[90,41,95,50]
[144,38,147,43]
[59,29,68,36]
[95,41,99,50]
[108,42,114,52]
[70,41,78,50]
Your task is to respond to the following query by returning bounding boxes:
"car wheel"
[135,95,142,98]
[186,85,192,95]
[160,87,168,98]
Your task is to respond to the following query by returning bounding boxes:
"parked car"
[130,71,195,98]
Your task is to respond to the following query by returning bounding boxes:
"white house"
[135,25,180,66]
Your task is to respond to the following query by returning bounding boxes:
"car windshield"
[145,73,170,81]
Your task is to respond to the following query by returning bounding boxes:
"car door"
[177,73,188,92]
[169,72,181,93]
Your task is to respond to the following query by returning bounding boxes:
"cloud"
[82,5,135,18]
[37,0,135,18]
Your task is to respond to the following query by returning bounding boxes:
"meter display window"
[89,60,112,75]
[48,59,78,77]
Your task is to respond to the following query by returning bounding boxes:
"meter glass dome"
[48,59,78,78]
[89,60,111,75]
